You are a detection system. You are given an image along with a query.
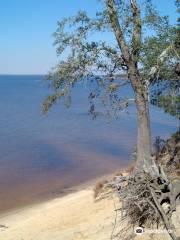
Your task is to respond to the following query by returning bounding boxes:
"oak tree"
[43,0,179,176]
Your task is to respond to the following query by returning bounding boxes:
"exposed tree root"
[113,166,180,240]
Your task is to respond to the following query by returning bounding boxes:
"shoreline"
[0,172,122,240]
[0,170,122,218]
[1,168,179,240]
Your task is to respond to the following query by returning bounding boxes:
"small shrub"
[93,180,108,199]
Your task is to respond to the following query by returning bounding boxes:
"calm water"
[0,75,179,213]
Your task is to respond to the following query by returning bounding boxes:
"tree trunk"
[135,90,159,176]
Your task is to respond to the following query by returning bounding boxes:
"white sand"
[0,187,119,240]
[0,185,179,240]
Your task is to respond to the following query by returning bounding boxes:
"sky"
[0,0,179,75]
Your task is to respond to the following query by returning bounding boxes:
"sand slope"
[0,186,179,240]
[0,188,119,240]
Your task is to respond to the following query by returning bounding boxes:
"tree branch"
[106,0,131,64]
[130,0,142,62]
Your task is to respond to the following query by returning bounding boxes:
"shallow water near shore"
[0,75,179,213]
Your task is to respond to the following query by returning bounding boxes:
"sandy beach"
[0,179,179,240]
[0,185,120,240]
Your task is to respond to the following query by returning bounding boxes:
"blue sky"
[0,0,178,74]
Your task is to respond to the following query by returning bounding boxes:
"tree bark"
[135,89,159,176]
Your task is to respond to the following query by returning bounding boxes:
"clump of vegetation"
[157,131,180,177]
[94,180,108,199]
[152,95,180,119]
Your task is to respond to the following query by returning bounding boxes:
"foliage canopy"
[43,0,179,119]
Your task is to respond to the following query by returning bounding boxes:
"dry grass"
[125,163,135,174]
[93,179,108,198]
[93,163,135,200]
